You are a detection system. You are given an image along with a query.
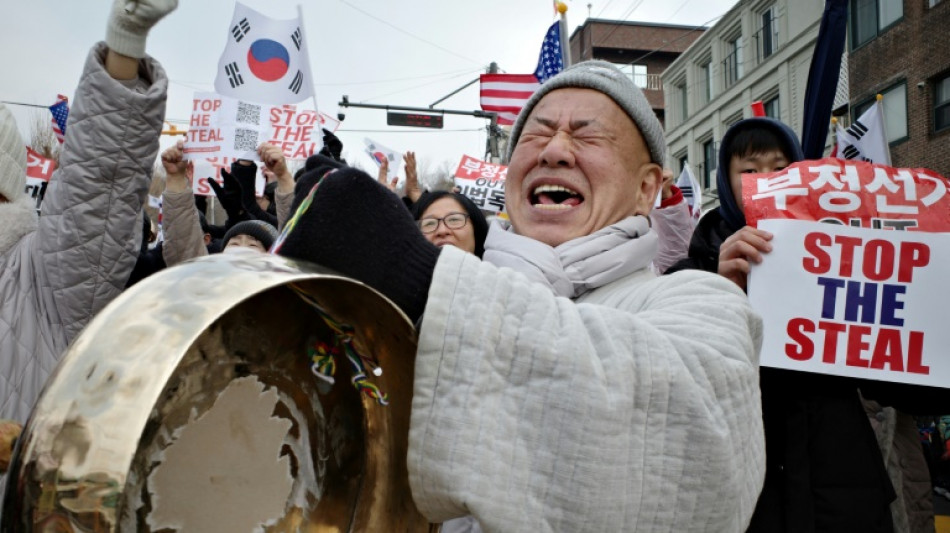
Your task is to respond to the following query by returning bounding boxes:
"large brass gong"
[2,252,435,532]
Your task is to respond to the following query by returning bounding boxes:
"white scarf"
[482,215,657,299]
[0,195,38,256]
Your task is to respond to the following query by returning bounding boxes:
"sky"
[1,0,737,182]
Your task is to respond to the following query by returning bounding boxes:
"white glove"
[105,0,179,59]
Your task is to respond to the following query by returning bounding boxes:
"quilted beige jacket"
[409,246,765,532]
[0,43,167,423]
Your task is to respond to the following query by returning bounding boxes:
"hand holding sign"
[161,139,193,193]
[718,226,774,291]
[258,142,294,195]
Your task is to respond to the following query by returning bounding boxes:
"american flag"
[49,94,69,144]
[534,21,564,83]
[479,74,541,126]
[480,21,564,126]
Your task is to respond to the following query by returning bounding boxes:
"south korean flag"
[214,2,313,105]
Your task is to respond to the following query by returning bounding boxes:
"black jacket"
[667,209,900,533]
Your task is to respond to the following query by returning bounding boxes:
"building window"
[850,0,903,49]
[930,0,944,7]
[613,63,650,89]
[764,95,780,119]
[756,7,779,62]
[854,81,908,143]
[678,154,689,176]
[632,65,648,88]
[675,80,688,123]
[724,112,743,129]
[699,60,713,104]
[723,35,743,87]
[702,138,717,190]
[936,74,950,133]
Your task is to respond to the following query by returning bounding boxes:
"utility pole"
[484,62,504,163]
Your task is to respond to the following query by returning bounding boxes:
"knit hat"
[0,104,26,202]
[222,220,279,251]
[506,60,667,166]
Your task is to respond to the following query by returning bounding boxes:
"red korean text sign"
[742,158,950,232]
[453,155,507,214]
[24,147,56,210]
[748,219,950,388]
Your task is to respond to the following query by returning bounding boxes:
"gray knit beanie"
[506,60,667,166]
[223,220,279,251]
[0,103,26,202]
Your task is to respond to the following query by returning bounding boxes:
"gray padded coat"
[0,43,167,423]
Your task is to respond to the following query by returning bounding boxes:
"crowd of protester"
[1,1,949,530]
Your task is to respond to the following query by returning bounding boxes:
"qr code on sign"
[236,102,261,125]
[234,128,259,151]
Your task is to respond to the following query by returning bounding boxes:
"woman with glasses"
[412,191,489,258]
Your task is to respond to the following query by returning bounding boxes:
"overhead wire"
[619,12,724,67]
[358,68,484,104]
[591,0,649,51]
[335,0,487,67]
[663,0,694,22]
[341,128,483,133]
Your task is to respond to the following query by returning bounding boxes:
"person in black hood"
[670,118,911,533]
[667,117,803,283]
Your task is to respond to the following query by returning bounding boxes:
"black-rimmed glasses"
[418,212,469,234]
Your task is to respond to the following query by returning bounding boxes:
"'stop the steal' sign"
[742,157,950,231]
[183,92,326,161]
[749,219,950,388]
[453,155,507,213]
[744,160,950,388]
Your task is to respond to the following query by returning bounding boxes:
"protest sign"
[748,219,950,388]
[183,92,324,162]
[742,158,950,232]
[26,146,56,181]
[744,159,950,387]
[25,147,56,211]
[453,155,507,213]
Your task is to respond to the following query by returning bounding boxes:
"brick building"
[568,19,706,127]
[847,0,950,176]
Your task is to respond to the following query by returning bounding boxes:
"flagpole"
[297,4,325,153]
[876,93,892,166]
[557,2,572,67]
[830,116,838,158]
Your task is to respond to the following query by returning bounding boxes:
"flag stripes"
[479,74,541,126]
[49,94,68,144]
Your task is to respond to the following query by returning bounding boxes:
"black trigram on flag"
[291,28,302,51]
[289,71,303,94]
[231,18,251,42]
[225,62,244,88]
[841,144,871,161]
[845,120,868,140]
[680,184,694,201]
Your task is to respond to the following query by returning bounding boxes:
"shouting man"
[276,60,765,532]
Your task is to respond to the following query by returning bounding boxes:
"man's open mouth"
[530,184,583,210]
